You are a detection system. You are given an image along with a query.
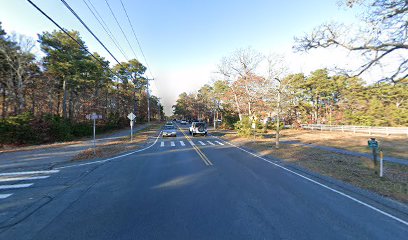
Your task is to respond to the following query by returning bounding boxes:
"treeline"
[173,48,407,129]
[0,22,164,144]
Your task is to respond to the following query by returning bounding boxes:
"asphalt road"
[0,123,407,239]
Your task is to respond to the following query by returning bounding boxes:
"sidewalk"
[0,123,150,172]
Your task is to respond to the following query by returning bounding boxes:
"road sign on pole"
[128,113,136,142]
[86,113,102,155]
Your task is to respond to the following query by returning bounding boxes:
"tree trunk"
[62,78,67,118]
[231,85,242,121]
[276,90,281,149]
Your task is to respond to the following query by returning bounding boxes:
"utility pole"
[146,78,154,123]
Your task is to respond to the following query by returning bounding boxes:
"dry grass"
[72,124,162,161]
[279,129,408,160]
[216,131,408,203]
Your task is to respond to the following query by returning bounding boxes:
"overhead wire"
[83,0,129,61]
[104,0,139,61]
[119,0,154,79]
[60,0,123,67]
[26,0,115,74]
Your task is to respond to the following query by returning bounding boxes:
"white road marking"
[180,141,185,146]
[189,140,195,146]
[0,170,59,177]
[211,136,408,227]
[0,175,49,183]
[160,141,164,147]
[0,183,33,190]
[0,194,13,199]
[215,141,224,145]
[171,141,175,147]
[198,141,206,146]
[207,141,215,145]
[56,130,163,170]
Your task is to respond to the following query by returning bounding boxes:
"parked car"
[180,120,187,125]
[189,122,207,136]
[162,124,177,137]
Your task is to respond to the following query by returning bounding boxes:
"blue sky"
[1,0,361,115]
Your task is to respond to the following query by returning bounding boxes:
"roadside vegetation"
[0,23,164,146]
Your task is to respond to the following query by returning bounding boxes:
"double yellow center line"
[178,125,213,166]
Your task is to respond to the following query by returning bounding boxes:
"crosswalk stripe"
[0,170,59,177]
[215,141,224,145]
[198,141,206,146]
[171,141,175,147]
[207,141,215,145]
[0,183,33,190]
[180,141,185,146]
[0,194,13,199]
[160,141,164,147]
[189,140,195,146]
[0,175,49,183]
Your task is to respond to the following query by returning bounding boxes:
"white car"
[180,120,187,125]
[189,122,207,136]
[162,124,177,137]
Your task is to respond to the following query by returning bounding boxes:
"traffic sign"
[368,139,379,149]
[86,113,102,120]
[127,112,136,121]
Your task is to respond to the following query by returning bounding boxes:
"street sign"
[368,139,379,149]
[86,113,102,120]
[127,112,136,121]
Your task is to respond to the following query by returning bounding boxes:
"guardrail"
[301,124,408,136]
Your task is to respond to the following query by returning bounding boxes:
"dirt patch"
[72,124,161,161]
[215,131,408,204]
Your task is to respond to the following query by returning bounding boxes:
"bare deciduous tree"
[294,0,407,83]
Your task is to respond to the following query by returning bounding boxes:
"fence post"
[386,127,389,136]
[369,126,372,135]
[320,125,323,131]
[342,125,344,132]
[353,126,356,134]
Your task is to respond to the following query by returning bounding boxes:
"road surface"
[0,123,407,239]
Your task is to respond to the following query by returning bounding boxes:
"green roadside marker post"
[368,138,379,173]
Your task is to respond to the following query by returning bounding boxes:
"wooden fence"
[301,124,408,136]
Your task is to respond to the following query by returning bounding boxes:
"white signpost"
[127,112,136,142]
[86,113,102,154]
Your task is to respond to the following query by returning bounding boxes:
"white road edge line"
[0,183,33,190]
[0,170,59,177]
[211,135,408,227]
[0,176,49,183]
[0,194,13,199]
[56,131,163,170]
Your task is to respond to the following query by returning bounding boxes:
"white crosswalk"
[0,169,59,200]
[159,140,225,148]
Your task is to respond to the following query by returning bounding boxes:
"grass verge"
[214,130,408,204]
[72,123,162,161]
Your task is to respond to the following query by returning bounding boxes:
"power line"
[119,0,154,79]
[83,0,129,61]
[26,0,114,74]
[104,0,139,61]
[60,0,123,67]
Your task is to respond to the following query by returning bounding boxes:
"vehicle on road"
[189,122,207,136]
[180,120,187,125]
[162,124,177,137]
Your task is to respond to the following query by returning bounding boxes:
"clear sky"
[0,0,362,115]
